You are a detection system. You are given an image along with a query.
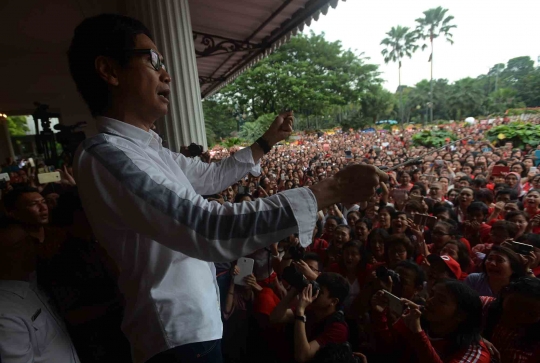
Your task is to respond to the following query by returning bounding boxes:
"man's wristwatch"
[255,137,272,154]
[295,315,307,323]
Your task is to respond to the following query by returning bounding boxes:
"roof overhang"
[191,0,344,98]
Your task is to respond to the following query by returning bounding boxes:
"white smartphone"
[234,258,255,286]
[38,172,61,184]
[530,166,538,174]
[0,173,10,182]
[28,158,35,167]
[383,290,404,316]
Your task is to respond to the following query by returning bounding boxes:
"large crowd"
[1,117,540,363]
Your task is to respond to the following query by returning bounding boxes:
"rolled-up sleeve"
[171,147,261,196]
[74,137,317,262]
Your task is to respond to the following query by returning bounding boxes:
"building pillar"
[128,0,207,151]
[0,118,15,162]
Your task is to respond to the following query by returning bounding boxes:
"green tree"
[487,88,525,114]
[6,116,30,136]
[220,32,381,126]
[202,98,237,146]
[501,56,535,86]
[415,6,457,123]
[380,25,419,126]
[447,78,485,120]
[239,114,275,143]
[516,67,540,107]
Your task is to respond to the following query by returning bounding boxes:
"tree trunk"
[429,34,434,124]
[399,61,404,130]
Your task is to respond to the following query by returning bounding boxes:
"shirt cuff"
[280,187,318,248]
[234,146,261,177]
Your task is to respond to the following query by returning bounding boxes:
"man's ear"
[95,56,120,86]
[330,297,339,308]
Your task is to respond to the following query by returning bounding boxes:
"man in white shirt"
[0,187,80,363]
[68,14,387,363]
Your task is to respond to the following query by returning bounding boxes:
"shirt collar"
[96,116,162,148]
[0,278,30,299]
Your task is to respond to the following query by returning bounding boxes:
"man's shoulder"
[77,133,147,158]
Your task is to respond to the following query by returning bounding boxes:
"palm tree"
[380,25,419,127]
[415,7,457,123]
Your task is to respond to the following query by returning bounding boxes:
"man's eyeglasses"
[125,49,166,72]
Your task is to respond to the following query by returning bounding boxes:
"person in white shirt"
[0,187,80,363]
[67,14,387,363]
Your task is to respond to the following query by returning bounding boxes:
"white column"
[0,119,15,161]
[129,0,207,151]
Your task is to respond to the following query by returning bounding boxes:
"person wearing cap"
[426,254,462,291]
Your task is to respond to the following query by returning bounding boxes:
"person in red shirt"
[269,273,349,363]
[482,277,540,363]
[371,280,491,363]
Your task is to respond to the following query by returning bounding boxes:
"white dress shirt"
[73,117,317,363]
[0,274,80,363]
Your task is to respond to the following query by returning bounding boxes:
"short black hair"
[316,272,349,306]
[459,176,473,185]
[2,186,40,211]
[474,188,494,205]
[68,14,153,116]
[496,188,518,201]
[466,202,489,217]
[411,184,427,196]
[355,217,373,230]
[233,193,253,203]
[395,260,426,288]
[385,234,414,259]
[491,220,519,239]
[302,252,321,271]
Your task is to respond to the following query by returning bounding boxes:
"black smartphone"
[510,241,534,255]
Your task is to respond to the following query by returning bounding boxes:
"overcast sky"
[306,0,540,92]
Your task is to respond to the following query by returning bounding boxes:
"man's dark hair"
[472,178,487,188]
[460,176,473,185]
[68,14,153,116]
[466,202,489,217]
[316,273,349,306]
[433,205,458,223]
[491,220,519,239]
[396,260,426,288]
[474,188,494,205]
[303,252,321,268]
[2,186,40,211]
[233,193,253,203]
[385,234,414,259]
[411,184,427,196]
[496,188,518,201]
[495,160,507,166]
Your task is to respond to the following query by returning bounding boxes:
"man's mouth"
[158,90,170,101]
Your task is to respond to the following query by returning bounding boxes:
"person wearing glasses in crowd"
[67,14,386,363]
